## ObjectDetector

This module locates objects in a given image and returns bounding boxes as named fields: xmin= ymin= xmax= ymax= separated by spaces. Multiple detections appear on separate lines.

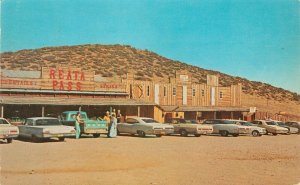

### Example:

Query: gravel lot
xmin=0 ymin=134 xmax=299 ymax=185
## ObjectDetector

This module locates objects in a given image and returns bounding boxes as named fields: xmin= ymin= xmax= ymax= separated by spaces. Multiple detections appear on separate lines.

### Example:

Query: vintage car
xmin=202 ymin=119 xmax=240 ymax=137
xmin=251 ymin=120 xmax=288 ymax=135
xmin=166 ymin=118 xmax=213 ymax=137
xmin=117 ymin=117 xmax=174 ymax=137
xmin=60 ymin=111 xmax=108 ymax=138
xmin=18 ymin=117 xmax=76 ymax=142
xmin=0 ymin=118 xmax=19 ymax=143
xmin=230 ymin=120 xmax=266 ymax=137
xmin=285 ymin=121 xmax=300 ymax=134
xmin=272 ymin=120 xmax=299 ymax=134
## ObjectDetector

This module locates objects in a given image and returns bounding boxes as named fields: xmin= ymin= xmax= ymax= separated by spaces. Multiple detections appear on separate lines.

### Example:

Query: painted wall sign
xmin=95 ymin=82 xmax=126 ymax=92
xmin=42 ymin=67 xmax=94 ymax=91
xmin=0 ymin=77 xmax=41 ymax=88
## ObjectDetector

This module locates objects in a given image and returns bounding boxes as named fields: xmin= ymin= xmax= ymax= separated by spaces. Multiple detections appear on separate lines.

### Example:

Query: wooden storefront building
xmin=0 ymin=66 xmax=250 ymax=122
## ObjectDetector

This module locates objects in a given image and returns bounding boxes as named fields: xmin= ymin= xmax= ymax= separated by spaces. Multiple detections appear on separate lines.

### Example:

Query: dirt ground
xmin=0 ymin=134 xmax=299 ymax=185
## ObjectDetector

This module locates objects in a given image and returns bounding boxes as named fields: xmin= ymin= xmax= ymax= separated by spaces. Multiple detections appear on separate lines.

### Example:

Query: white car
xmin=202 ymin=119 xmax=240 ymax=137
xmin=18 ymin=117 xmax=76 ymax=142
xmin=252 ymin=120 xmax=288 ymax=135
xmin=230 ymin=120 xmax=266 ymax=137
xmin=0 ymin=118 xmax=19 ymax=143
xmin=166 ymin=118 xmax=213 ymax=137
xmin=117 ymin=117 xmax=174 ymax=137
xmin=272 ymin=120 xmax=299 ymax=134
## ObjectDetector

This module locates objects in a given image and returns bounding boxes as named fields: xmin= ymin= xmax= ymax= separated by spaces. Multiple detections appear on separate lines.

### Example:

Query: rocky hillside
xmin=1 ymin=44 xmax=299 ymax=103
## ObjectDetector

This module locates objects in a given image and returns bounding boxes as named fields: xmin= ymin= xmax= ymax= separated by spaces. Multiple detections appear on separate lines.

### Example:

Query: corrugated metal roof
xmin=1 ymin=69 xmax=41 ymax=78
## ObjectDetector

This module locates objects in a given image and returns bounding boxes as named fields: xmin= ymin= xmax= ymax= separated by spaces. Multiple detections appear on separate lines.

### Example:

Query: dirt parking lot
xmin=0 ymin=134 xmax=299 ymax=185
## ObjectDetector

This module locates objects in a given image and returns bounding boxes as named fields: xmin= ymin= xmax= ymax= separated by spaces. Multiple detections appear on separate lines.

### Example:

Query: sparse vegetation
xmin=1 ymin=44 xmax=299 ymax=103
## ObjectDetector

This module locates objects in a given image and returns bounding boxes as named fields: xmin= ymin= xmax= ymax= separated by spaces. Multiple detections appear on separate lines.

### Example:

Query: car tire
xmin=58 ymin=137 xmax=65 ymax=142
xmin=7 ymin=138 xmax=13 ymax=143
xmin=272 ymin=133 xmax=278 ymax=136
xmin=117 ymin=129 xmax=120 ymax=136
xmin=156 ymin=134 xmax=162 ymax=137
xmin=32 ymin=135 xmax=40 ymax=143
xmin=93 ymin=133 xmax=100 ymax=138
xmin=265 ymin=130 xmax=269 ymax=135
xmin=180 ymin=129 xmax=188 ymax=137
xmin=286 ymin=128 xmax=291 ymax=135
xmin=252 ymin=130 xmax=260 ymax=137
xmin=194 ymin=134 xmax=201 ymax=137
xmin=137 ymin=130 xmax=146 ymax=137
xmin=232 ymin=133 xmax=239 ymax=137
xmin=220 ymin=130 xmax=229 ymax=137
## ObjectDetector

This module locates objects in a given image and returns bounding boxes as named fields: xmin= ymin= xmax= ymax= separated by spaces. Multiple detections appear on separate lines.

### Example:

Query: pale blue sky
xmin=1 ymin=0 xmax=300 ymax=93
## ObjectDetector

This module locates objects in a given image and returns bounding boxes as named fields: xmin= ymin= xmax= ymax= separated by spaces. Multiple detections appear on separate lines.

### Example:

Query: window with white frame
xmin=172 ymin=87 xmax=176 ymax=96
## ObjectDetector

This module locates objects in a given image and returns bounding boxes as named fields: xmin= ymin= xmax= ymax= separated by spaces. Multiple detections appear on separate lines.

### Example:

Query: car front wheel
xmin=194 ymin=134 xmax=201 ymax=137
xmin=137 ymin=130 xmax=146 ymax=137
xmin=252 ymin=130 xmax=260 ymax=137
xmin=180 ymin=129 xmax=188 ymax=137
xmin=93 ymin=133 xmax=100 ymax=138
xmin=155 ymin=134 xmax=162 ymax=137
xmin=7 ymin=138 xmax=13 ymax=143
xmin=58 ymin=137 xmax=65 ymax=142
xmin=220 ymin=130 xmax=229 ymax=137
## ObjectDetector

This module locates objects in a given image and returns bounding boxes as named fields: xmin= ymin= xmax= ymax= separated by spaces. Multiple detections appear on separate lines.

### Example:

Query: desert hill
xmin=1 ymin=44 xmax=299 ymax=104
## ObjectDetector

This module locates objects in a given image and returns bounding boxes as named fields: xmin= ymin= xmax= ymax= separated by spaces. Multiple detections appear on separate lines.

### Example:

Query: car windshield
xmin=70 ymin=113 xmax=87 ymax=120
xmin=142 ymin=119 xmax=159 ymax=123
xmin=35 ymin=119 xmax=61 ymax=126
xmin=185 ymin=120 xmax=197 ymax=124
xmin=223 ymin=120 xmax=236 ymax=124
xmin=240 ymin=121 xmax=254 ymax=126
xmin=0 ymin=119 xmax=9 ymax=124
xmin=266 ymin=121 xmax=276 ymax=125
xmin=277 ymin=122 xmax=285 ymax=126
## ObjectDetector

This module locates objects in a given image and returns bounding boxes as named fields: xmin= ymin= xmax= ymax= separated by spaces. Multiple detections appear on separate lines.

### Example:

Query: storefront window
xmin=172 ymin=87 xmax=176 ymax=96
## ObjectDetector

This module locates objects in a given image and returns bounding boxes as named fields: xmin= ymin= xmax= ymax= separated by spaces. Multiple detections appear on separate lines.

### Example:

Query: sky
xmin=1 ymin=0 xmax=300 ymax=93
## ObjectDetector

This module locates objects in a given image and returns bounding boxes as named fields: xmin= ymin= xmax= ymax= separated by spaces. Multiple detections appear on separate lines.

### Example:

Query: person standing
xmin=108 ymin=113 xmax=117 ymax=138
xmin=75 ymin=112 xmax=83 ymax=139
xmin=116 ymin=110 xmax=122 ymax=123
xmin=103 ymin=111 xmax=111 ymax=137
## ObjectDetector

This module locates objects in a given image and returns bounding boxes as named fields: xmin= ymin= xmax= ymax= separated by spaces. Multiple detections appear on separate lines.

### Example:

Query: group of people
xmin=75 ymin=109 xmax=122 ymax=139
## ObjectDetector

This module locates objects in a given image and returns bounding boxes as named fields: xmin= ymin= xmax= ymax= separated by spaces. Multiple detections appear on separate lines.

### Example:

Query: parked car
xmin=60 ymin=111 xmax=107 ymax=138
xmin=230 ymin=120 xmax=266 ymax=137
xmin=202 ymin=119 xmax=240 ymax=137
xmin=0 ymin=118 xmax=19 ymax=143
xmin=18 ymin=117 xmax=76 ymax=142
xmin=166 ymin=118 xmax=213 ymax=137
xmin=272 ymin=120 xmax=299 ymax=134
xmin=117 ymin=117 xmax=174 ymax=137
xmin=251 ymin=120 xmax=288 ymax=135
xmin=285 ymin=121 xmax=300 ymax=134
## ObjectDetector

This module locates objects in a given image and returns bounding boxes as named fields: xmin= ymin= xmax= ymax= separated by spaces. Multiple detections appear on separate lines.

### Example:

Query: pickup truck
xmin=0 ymin=118 xmax=19 ymax=143
xmin=60 ymin=111 xmax=108 ymax=138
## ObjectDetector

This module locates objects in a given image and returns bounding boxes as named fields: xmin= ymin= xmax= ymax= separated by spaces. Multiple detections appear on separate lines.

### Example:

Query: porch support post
xmin=42 ymin=106 xmax=45 ymax=117
xmin=137 ymin=106 xmax=140 ymax=117
xmin=0 ymin=105 xmax=4 ymax=118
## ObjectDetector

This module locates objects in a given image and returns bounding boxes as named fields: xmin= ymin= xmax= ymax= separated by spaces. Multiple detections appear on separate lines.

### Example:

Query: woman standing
xmin=75 ymin=112 xmax=83 ymax=139
xmin=108 ymin=113 xmax=117 ymax=138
